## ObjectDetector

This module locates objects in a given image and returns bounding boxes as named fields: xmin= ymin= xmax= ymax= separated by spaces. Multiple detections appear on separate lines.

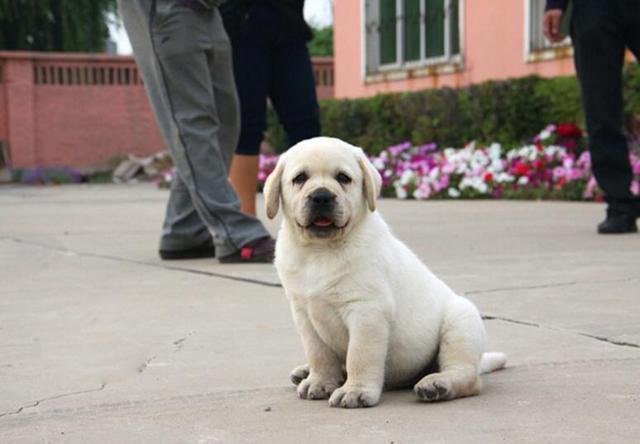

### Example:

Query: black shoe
xmin=597 ymin=209 xmax=638 ymax=234
xmin=159 ymin=240 xmax=216 ymax=260
xmin=218 ymin=236 xmax=276 ymax=263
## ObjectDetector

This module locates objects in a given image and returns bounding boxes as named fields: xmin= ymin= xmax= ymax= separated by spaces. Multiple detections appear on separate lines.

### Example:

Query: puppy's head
xmin=264 ymin=137 xmax=381 ymax=242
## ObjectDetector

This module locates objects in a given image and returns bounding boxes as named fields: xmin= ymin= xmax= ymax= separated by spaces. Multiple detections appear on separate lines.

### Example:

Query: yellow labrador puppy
xmin=264 ymin=137 xmax=506 ymax=408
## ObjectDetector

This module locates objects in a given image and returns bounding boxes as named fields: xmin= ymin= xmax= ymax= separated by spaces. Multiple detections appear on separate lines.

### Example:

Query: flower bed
xmin=257 ymin=125 xmax=639 ymax=201
xmin=157 ymin=124 xmax=640 ymax=201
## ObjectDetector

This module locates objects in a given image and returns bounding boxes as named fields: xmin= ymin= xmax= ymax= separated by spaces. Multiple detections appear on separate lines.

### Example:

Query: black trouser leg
xmin=571 ymin=0 xmax=634 ymax=210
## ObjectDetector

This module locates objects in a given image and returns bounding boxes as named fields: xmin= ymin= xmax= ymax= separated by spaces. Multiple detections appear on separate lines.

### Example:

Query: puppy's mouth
xmin=311 ymin=216 xmax=334 ymax=228
xmin=298 ymin=216 xmax=347 ymax=237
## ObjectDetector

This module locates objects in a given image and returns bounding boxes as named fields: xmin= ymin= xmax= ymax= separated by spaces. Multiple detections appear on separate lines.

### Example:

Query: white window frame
xmin=363 ymin=0 xmax=464 ymax=80
xmin=524 ymin=0 xmax=572 ymax=62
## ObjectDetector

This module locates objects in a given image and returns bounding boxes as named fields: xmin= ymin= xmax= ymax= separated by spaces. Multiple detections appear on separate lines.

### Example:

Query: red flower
xmin=534 ymin=160 xmax=545 ymax=170
xmin=563 ymin=138 xmax=577 ymax=150
xmin=484 ymin=172 xmax=494 ymax=182
xmin=556 ymin=177 xmax=568 ymax=189
xmin=556 ymin=123 xmax=583 ymax=139
xmin=513 ymin=163 xmax=531 ymax=176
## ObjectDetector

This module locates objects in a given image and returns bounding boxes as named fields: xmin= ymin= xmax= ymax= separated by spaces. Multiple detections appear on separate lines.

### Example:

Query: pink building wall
xmin=334 ymin=0 xmax=576 ymax=98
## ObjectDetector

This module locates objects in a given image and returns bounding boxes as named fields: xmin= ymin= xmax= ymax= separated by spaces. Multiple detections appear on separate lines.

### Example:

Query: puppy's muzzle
xmin=305 ymin=188 xmax=341 ymax=236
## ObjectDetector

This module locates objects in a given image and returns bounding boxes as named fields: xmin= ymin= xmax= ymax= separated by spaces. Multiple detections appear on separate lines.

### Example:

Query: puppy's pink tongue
xmin=313 ymin=217 xmax=333 ymax=227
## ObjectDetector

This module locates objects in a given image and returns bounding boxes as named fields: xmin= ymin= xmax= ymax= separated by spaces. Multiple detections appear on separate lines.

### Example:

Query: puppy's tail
xmin=479 ymin=352 xmax=507 ymax=374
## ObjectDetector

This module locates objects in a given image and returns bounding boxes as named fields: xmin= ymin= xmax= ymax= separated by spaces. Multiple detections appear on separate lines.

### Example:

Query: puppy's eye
xmin=292 ymin=172 xmax=308 ymax=185
xmin=336 ymin=172 xmax=352 ymax=185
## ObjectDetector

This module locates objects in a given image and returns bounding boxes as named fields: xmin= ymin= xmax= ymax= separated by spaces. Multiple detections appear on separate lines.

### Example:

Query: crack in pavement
xmin=5 ymin=237 xmax=282 ymax=288
xmin=577 ymin=333 xmax=640 ymax=349
xmin=137 ymin=356 xmax=157 ymax=374
xmin=0 ymin=385 xmax=290 ymax=424
xmin=0 ymin=383 xmax=107 ymax=419
xmin=465 ymin=276 xmax=640 ymax=296
xmin=482 ymin=315 xmax=640 ymax=349
xmin=173 ymin=331 xmax=194 ymax=353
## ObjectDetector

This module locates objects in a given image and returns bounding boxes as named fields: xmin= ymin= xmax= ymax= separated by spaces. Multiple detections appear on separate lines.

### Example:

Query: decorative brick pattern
xmin=0 ymin=52 xmax=334 ymax=169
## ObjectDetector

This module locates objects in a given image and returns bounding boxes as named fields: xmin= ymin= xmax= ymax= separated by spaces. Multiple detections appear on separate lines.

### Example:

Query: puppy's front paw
xmin=290 ymin=364 xmax=309 ymax=386
xmin=297 ymin=374 xmax=341 ymax=400
xmin=414 ymin=374 xmax=452 ymax=402
xmin=328 ymin=384 xmax=381 ymax=408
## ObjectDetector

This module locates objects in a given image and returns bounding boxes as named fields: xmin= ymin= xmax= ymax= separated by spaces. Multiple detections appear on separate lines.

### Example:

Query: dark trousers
xmin=570 ymin=0 xmax=640 ymax=210
xmin=231 ymin=3 xmax=321 ymax=155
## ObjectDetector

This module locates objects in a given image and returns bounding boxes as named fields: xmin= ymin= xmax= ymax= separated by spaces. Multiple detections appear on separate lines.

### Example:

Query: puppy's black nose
xmin=309 ymin=188 xmax=336 ymax=205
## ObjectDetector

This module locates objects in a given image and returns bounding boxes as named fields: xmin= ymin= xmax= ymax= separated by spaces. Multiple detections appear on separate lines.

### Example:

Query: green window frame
xmin=373 ymin=0 xmax=461 ymax=72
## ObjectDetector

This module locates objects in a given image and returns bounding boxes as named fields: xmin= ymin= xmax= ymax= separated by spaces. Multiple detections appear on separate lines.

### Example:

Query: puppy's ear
xmin=356 ymin=148 xmax=382 ymax=212
xmin=264 ymin=154 xmax=286 ymax=219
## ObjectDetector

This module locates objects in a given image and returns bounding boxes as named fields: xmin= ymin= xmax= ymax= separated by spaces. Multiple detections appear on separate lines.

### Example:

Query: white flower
xmin=448 ymin=188 xmax=461 ymax=198
xmin=518 ymin=176 xmax=530 ymax=185
xmin=475 ymin=181 xmax=489 ymax=194
xmin=372 ymin=158 xmax=385 ymax=170
xmin=394 ymin=182 xmax=408 ymax=199
xmin=488 ymin=143 xmax=502 ymax=160
xmin=399 ymin=169 xmax=414 ymax=186
xmin=538 ymin=129 xmax=552 ymax=141
xmin=496 ymin=172 xmax=514 ymax=183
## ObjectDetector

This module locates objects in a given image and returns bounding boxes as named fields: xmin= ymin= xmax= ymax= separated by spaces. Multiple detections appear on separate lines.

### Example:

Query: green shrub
xmin=264 ymin=64 xmax=640 ymax=156
xmin=534 ymin=75 xmax=583 ymax=126
xmin=623 ymin=63 xmax=640 ymax=120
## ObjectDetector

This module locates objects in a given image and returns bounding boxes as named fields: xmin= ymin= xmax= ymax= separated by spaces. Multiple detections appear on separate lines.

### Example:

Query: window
xmin=365 ymin=0 xmax=461 ymax=75
xmin=527 ymin=0 xmax=572 ymax=53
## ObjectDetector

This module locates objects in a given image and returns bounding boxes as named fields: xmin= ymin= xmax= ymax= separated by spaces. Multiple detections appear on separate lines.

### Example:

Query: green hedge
xmin=266 ymin=63 xmax=640 ymax=155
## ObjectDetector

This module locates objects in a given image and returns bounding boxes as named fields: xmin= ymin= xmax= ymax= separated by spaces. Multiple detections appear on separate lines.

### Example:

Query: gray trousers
xmin=119 ymin=0 xmax=269 ymax=256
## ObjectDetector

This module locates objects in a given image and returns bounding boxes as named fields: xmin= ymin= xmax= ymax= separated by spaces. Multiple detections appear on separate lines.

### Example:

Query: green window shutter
xmin=449 ymin=0 xmax=460 ymax=55
xmin=380 ymin=0 xmax=397 ymax=65
xmin=425 ymin=0 xmax=445 ymax=58
xmin=404 ymin=0 xmax=421 ymax=62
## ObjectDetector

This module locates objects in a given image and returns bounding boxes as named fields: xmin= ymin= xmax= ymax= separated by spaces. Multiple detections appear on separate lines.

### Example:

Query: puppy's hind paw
xmin=328 ymin=384 xmax=381 ymax=408
xmin=290 ymin=364 xmax=310 ymax=386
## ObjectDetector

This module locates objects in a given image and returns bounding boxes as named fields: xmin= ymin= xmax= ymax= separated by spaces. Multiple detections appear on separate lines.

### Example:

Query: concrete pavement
xmin=1 ymin=184 xmax=639 ymax=443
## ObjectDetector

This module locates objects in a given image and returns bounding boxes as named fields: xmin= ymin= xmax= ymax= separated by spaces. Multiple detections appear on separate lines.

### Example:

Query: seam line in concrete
xmin=482 ymin=315 xmax=640 ymax=349
xmin=0 ymin=383 xmax=107 ymax=419
xmin=5 ymin=237 xmax=282 ymax=288
xmin=465 ymin=277 xmax=640 ymax=296
xmin=0 ymin=385 xmax=289 ymax=422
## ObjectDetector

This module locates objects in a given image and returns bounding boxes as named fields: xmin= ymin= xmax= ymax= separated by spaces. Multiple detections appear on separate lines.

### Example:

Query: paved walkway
xmin=1 ymin=184 xmax=638 ymax=443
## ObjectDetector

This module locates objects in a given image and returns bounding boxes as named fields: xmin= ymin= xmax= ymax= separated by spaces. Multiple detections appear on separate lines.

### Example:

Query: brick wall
xmin=0 ymin=51 xmax=335 ymax=169
xmin=0 ymin=60 xmax=7 ymax=147
xmin=313 ymin=56 xmax=334 ymax=100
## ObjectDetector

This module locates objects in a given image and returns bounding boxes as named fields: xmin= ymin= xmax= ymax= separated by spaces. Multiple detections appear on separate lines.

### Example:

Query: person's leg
xmin=571 ymin=0 xmax=636 ymax=232
xmin=227 ymin=4 xmax=273 ymax=216
xmin=229 ymin=155 xmax=260 ymax=215
xmin=159 ymin=174 xmax=216 ymax=258
xmin=120 ymin=0 xmax=271 ymax=257
xmin=119 ymin=0 xmax=213 ymax=256
xmin=269 ymin=29 xmax=321 ymax=148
